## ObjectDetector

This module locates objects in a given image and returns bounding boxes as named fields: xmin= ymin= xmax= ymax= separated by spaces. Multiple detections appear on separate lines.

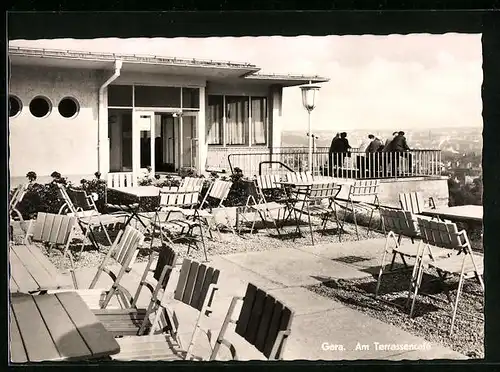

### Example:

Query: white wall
xmin=9 ymin=65 xmax=101 ymax=178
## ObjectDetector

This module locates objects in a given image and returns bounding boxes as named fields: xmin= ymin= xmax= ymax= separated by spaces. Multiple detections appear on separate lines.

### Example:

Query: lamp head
xmin=300 ymin=84 xmax=321 ymax=112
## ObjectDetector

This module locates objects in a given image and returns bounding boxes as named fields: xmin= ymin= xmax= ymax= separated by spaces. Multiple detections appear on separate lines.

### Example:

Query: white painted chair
xmin=107 ymin=172 xmax=136 ymax=188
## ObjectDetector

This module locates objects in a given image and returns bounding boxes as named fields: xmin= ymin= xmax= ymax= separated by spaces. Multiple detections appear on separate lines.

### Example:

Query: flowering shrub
xmin=14 ymin=171 xmax=108 ymax=218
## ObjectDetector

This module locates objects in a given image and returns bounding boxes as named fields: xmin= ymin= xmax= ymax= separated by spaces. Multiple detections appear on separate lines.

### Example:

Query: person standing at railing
xmin=391 ymin=131 xmax=412 ymax=176
xmin=365 ymin=134 xmax=383 ymax=178
xmin=382 ymin=131 xmax=398 ymax=177
xmin=338 ymin=132 xmax=352 ymax=177
xmin=328 ymin=133 xmax=340 ymax=176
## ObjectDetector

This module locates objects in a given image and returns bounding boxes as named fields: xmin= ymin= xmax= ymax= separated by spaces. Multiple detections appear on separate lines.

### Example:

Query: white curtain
xmin=252 ymin=97 xmax=267 ymax=145
xmin=226 ymin=98 xmax=248 ymax=145
xmin=207 ymin=98 xmax=222 ymax=144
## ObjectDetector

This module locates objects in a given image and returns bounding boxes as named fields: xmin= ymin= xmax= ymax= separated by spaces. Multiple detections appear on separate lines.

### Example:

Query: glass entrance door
xmin=133 ymin=111 xmax=155 ymax=178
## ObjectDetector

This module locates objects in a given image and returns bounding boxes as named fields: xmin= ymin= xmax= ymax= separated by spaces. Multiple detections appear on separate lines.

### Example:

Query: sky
xmin=9 ymin=34 xmax=483 ymax=133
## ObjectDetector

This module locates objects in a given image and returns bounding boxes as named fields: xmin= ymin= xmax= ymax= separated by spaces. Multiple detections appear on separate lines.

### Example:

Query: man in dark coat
xmin=391 ymin=131 xmax=412 ymax=175
xmin=328 ymin=133 xmax=340 ymax=176
xmin=365 ymin=134 xmax=383 ymax=177
xmin=336 ymin=132 xmax=351 ymax=177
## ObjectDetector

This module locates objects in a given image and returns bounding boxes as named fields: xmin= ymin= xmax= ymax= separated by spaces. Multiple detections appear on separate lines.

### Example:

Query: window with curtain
xmin=207 ymin=95 xmax=223 ymax=145
xmin=251 ymin=97 xmax=267 ymax=145
xmin=226 ymin=96 xmax=249 ymax=145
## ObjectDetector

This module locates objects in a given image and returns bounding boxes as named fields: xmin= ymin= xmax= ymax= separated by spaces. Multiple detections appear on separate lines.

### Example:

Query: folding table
xmin=9 ymin=244 xmax=72 ymax=294
xmin=10 ymin=292 xmax=120 ymax=362
xmin=107 ymin=186 xmax=161 ymax=231
xmin=420 ymin=205 xmax=483 ymax=223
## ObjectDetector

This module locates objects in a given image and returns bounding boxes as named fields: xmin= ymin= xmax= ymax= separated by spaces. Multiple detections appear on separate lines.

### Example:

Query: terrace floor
xmin=59 ymin=236 xmax=467 ymax=361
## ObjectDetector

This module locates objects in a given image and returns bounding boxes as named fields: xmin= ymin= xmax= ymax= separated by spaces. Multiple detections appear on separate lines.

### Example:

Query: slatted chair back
xmin=149 ymin=258 xmax=221 ymax=357
xmin=89 ymin=225 xmax=145 ymax=308
xmin=379 ymin=207 xmax=419 ymax=238
xmin=173 ymin=258 xmax=220 ymax=312
xmin=67 ymin=188 xmax=95 ymax=211
xmin=159 ymin=187 xmax=200 ymax=210
xmin=416 ymin=217 xmax=466 ymax=251
xmin=180 ymin=177 xmax=205 ymax=191
xmin=9 ymin=184 xmax=27 ymax=220
xmin=292 ymin=182 xmax=340 ymax=203
xmin=107 ymin=172 xmax=136 ymax=188
xmin=210 ymin=283 xmax=294 ymax=361
xmin=130 ymin=245 xmax=178 ymax=307
xmin=308 ymin=182 xmax=341 ymax=201
xmin=113 ymin=225 xmax=144 ymax=268
xmin=201 ymin=180 xmax=232 ymax=208
xmin=131 ymin=245 xmax=178 ymax=335
xmin=55 ymin=183 xmax=80 ymax=215
xmin=25 ymin=212 xmax=77 ymax=250
xmin=348 ymin=179 xmax=380 ymax=202
xmin=243 ymin=180 xmax=263 ymax=207
xmin=256 ymin=174 xmax=282 ymax=192
xmin=285 ymin=171 xmax=313 ymax=184
xmin=9 ymin=184 xmax=27 ymax=210
xmin=399 ymin=192 xmax=430 ymax=214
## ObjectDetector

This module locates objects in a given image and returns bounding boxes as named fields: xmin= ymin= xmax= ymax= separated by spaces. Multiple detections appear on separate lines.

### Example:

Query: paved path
xmin=69 ymin=237 xmax=466 ymax=361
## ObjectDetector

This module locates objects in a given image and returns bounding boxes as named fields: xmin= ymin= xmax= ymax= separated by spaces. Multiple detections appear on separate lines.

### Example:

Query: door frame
xmin=132 ymin=110 xmax=156 ymax=180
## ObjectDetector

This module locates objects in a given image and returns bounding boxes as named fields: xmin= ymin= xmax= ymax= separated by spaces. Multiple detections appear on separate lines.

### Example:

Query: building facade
xmin=8 ymin=46 xmax=328 ymax=183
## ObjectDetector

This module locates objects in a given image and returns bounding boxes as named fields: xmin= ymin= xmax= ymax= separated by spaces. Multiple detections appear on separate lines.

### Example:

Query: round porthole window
xmin=9 ymin=95 xmax=22 ymax=118
xmin=29 ymin=96 xmax=52 ymax=118
xmin=58 ymin=97 xmax=80 ymax=118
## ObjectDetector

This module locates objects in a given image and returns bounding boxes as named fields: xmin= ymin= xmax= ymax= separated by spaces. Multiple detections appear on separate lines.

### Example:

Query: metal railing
xmin=207 ymin=146 xmax=443 ymax=179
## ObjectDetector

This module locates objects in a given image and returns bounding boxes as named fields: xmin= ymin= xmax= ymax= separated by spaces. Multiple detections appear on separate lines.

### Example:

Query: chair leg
xmin=375 ymin=249 xmax=389 ymax=298
xmin=450 ymin=273 xmax=465 ymax=335
xmin=198 ymin=222 xmax=208 ymax=262
xmin=352 ymin=207 xmax=359 ymax=240
xmin=65 ymin=250 xmax=78 ymax=289
xmin=388 ymin=252 xmax=397 ymax=271
xmin=409 ymin=264 xmax=424 ymax=318
xmin=100 ymin=221 xmax=113 ymax=246
xmin=268 ymin=210 xmax=282 ymax=237
xmin=367 ymin=209 xmax=375 ymax=237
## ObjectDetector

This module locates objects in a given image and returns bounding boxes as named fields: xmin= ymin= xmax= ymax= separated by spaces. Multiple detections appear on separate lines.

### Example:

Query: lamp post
xmin=301 ymin=82 xmax=321 ymax=172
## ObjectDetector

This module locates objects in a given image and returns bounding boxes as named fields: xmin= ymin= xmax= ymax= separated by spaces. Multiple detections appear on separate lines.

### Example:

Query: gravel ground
xmin=11 ymin=212 xmax=384 ymax=270
xmin=308 ymin=270 xmax=484 ymax=358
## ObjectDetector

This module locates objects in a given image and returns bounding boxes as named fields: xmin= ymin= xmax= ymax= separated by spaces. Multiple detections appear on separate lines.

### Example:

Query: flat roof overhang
xmin=8 ymin=47 xmax=261 ymax=79
xmin=241 ymin=73 xmax=329 ymax=87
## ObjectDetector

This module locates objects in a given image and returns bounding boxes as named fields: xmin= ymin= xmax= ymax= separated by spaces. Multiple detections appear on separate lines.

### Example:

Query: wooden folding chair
xmin=9 ymin=184 xmax=27 ymax=221
xmin=107 ymin=172 xmax=136 ymax=188
xmin=182 ymin=179 xmax=234 ymax=239
xmin=57 ymin=184 xmax=127 ymax=255
xmin=255 ymin=174 xmax=286 ymax=202
xmin=23 ymin=212 xmax=78 ymax=288
xmin=339 ymin=179 xmax=381 ymax=240
xmin=209 ymin=282 xmax=294 ymax=361
xmin=408 ymin=217 xmax=484 ymax=335
xmin=93 ymin=245 xmax=178 ymax=337
xmin=291 ymin=182 xmax=342 ymax=245
xmin=399 ymin=192 xmax=436 ymax=215
xmin=112 ymin=258 xmax=220 ymax=361
xmin=150 ymin=187 xmax=207 ymax=260
xmin=49 ymin=226 xmax=145 ymax=307
xmin=238 ymin=180 xmax=284 ymax=236
xmin=180 ymin=177 xmax=205 ymax=192
xmin=285 ymin=171 xmax=313 ymax=184
xmin=376 ymin=208 xmax=426 ymax=297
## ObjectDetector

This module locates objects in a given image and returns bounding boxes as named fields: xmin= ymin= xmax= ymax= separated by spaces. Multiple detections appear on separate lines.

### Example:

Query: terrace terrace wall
xmin=336 ymin=176 xmax=450 ymax=208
